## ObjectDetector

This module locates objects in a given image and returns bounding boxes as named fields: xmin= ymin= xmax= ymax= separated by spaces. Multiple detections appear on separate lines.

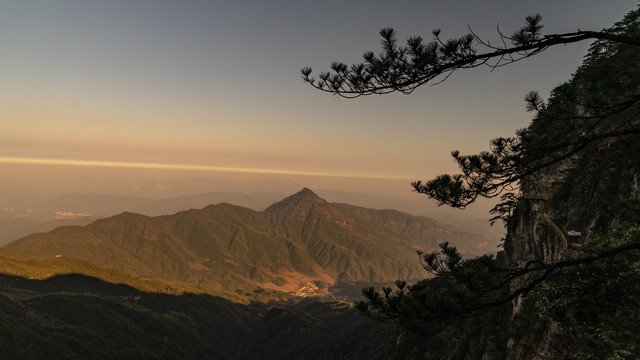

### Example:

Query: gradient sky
xmin=1 ymin=0 xmax=639 ymax=202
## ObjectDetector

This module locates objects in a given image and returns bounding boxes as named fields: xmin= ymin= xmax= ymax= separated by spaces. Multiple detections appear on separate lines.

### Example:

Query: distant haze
xmin=2 ymin=1 xmax=637 ymax=236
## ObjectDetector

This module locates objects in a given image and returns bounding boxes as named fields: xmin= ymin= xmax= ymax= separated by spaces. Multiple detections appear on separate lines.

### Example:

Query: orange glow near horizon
xmin=0 ymin=156 xmax=412 ymax=181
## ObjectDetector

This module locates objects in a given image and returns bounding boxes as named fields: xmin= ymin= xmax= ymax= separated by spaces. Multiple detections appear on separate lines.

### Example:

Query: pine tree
xmin=304 ymin=7 xmax=640 ymax=357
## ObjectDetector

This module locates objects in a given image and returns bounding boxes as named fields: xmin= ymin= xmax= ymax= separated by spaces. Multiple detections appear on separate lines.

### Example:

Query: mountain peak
xmin=263 ymin=188 xmax=326 ymax=216
xmin=295 ymin=187 xmax=319 ymax=198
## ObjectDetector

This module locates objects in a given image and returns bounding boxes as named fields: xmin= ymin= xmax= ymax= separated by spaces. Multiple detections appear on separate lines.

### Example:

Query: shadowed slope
xmin=335 ymin=203 xmax=492 ymax=256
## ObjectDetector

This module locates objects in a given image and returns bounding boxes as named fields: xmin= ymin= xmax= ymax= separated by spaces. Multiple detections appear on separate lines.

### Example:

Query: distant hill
xmin=0 ymin=191 xmax=287 ymax=246
xmin=334 ymin=203 xmax=490 ymax=257
xmin=0 ymin=216 xmax=97 ymax=248
xmin=1 ymin=187 xmax=503 ymax=248
xmin=37 ymin=191 xmax=286 ymax=216
xmin=4 ymin=189 xmax=487 ymax=294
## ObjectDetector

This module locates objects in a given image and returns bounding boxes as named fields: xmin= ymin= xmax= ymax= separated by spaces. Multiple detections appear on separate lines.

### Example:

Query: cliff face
xmin=504 ymin=142 xmax=640 ymax=358
xmin=504 ymin=201 xmax=561 ymax=278
xmin=500 ymin=13 xmax=640 ymax=357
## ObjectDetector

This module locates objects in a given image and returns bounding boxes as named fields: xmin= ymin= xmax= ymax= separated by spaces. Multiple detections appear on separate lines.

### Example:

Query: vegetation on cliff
xmin=306 ymin=5 xmax=640 ymax=358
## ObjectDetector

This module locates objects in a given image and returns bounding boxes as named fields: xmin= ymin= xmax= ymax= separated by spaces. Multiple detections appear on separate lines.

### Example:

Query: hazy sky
xmin=1 ymin=0 xmax=638 ymax=202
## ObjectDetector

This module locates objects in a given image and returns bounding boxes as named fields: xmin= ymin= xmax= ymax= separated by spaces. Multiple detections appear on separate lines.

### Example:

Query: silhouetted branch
xmin=358 ymin=230 xmax=640 ymax=334
xmin=302 ymin=15 xmax=640 ymax=98
xmin=412 ymin=94 xmax=640 ymax=209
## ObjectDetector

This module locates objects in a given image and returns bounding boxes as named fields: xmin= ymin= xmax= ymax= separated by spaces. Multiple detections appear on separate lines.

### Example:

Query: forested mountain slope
xmin=4 ymin=189 xmax=484 ymax=294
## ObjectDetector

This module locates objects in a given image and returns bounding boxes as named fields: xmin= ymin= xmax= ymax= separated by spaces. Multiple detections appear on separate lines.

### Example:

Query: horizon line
xmin=0 ymin=156 xmax=413 ymax=181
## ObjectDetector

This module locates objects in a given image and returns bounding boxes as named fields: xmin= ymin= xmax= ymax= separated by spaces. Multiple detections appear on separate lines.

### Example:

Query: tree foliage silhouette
xmin=303 ymin=7 xmax=640 ymax=343
xmin=301 ymin=14 xmax=640 ymax=98
xmin=303 ymin=10 xmax=640 ymax=210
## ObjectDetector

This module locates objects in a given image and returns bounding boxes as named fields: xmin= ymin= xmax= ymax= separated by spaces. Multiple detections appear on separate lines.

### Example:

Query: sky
xmin=1 ymin=0 xmax=639 ymax=207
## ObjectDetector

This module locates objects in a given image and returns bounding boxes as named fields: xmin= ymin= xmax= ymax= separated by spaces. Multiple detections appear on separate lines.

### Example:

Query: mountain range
xmin=3 ymin=188 xmax=488 ymax=295
xmin=0 ymin=180 xmax=504 ymax=247
xmin=0 ymin=191 xmax=287 ymax=246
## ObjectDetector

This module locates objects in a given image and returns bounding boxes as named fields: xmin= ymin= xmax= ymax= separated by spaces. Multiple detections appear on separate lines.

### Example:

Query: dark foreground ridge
xmin=0 ymin=270 xmax=400 ymax=360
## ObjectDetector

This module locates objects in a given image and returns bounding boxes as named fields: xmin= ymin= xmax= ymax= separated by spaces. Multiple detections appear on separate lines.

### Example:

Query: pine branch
xmin=302 ymin=16 xmax=640 ymax=98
